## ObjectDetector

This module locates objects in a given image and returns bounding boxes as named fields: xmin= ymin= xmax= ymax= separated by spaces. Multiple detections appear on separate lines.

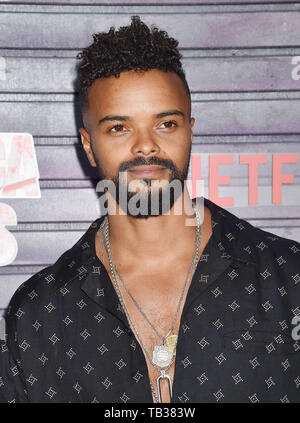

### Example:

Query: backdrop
xmin=0 ymin=0 xmax=299 ymax=316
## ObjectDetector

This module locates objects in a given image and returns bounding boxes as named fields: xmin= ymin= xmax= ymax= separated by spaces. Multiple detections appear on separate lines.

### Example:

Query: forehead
xmin=85 ymin=69 xmax=190 ymax=122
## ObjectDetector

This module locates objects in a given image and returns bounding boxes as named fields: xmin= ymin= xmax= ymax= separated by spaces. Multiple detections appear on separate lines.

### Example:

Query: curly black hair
xmin=76 ymin=15 xmax=191 ymax=115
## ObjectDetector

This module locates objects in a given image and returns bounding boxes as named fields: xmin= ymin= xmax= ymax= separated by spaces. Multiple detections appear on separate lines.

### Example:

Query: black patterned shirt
xmin=1 ymin=197 xmax=300 ymax=403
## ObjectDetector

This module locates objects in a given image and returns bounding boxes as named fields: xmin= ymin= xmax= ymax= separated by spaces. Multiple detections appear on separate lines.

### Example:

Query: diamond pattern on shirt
xmin=0 ymin=197 xmax=299 ymax=403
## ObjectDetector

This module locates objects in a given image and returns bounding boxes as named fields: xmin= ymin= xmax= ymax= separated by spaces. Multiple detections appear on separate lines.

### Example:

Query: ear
xmin=189 ymin=117 xmax=195 ymax=143
xmin=79 ymin=127 xmax=97 ymax=167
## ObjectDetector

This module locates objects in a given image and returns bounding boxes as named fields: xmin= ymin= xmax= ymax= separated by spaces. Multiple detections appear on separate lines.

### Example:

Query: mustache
xmin=118 ymin=156 xmax=177 ymax=173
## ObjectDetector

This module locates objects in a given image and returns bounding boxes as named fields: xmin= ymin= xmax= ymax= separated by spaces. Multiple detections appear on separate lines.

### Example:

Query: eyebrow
xmin=155 ymin=110 xmax=185 ymax=119
xmin=97 ymin=109 xmax=185 ymax=126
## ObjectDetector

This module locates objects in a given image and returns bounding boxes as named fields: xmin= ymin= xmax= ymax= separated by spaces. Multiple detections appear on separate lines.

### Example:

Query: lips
xmin=128 ymin=165 xmax=166 ymax=176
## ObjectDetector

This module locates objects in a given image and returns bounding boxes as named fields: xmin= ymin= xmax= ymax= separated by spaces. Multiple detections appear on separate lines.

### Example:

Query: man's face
xmin=80 ymin=69 xmax=194 ymax=217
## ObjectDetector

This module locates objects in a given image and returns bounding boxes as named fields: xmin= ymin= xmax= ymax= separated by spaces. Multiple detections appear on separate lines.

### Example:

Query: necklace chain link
xmin=101 ymin=204 xmax=202 ymax=403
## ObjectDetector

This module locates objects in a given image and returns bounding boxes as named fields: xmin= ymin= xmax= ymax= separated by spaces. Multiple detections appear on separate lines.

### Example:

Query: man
xmin=1 ymin=16 xmax=299 ymax=404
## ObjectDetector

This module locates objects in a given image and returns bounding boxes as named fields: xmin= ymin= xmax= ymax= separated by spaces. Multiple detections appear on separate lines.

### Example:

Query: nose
xmin=130 ymin=128 xmax=160 ymax=157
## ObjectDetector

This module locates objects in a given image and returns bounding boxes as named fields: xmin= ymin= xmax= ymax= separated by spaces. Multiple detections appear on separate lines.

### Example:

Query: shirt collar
xmin=70 ymin=196 xmax=256 ymax=266
xmin=54 ymin=197 xmax=256 ymax=327
xmin=203 ymin=197 xmax=256 ymax=267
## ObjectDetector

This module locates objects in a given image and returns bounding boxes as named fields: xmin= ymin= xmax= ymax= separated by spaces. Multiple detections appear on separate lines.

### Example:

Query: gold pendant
xmin=165 ymin=334 xmax=178 ymax=356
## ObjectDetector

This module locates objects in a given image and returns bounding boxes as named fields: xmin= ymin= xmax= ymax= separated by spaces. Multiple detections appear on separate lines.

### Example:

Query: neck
xmin=102 ymin=189 xmax=210 ymax=266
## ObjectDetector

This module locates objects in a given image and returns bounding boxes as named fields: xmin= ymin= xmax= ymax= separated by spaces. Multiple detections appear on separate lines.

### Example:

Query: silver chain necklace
xmin=101 ymin=204 xmax=202 ymax=403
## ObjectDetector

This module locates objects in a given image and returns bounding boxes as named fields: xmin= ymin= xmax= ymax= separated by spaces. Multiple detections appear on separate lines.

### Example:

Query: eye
xmin=108 ymin=124 xmax=127 ymax=133
xmin=159 ymin=120 xmax=178 ymax=129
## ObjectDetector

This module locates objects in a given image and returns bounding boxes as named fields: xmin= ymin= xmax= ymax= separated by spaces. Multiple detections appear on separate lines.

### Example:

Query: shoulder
xmin=222 ymin=206 xmax=300 ymax=288
xmin=236 ymin=214 xmax=299 ymax=266
xmin=3 ymin=217 xmax=103 ymax=331
xmin=204 ymin=197 xmax=300 ymax=273
xmin=4 ymin=247 xmax=73 ymax=332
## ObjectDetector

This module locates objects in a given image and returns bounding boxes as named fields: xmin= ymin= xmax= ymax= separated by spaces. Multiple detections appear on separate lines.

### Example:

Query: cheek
xmin=167 ymin=137 xmax=191 ymax=164
xmin=97 ymin=155 xmax=116 ymax=178
xmin=92 ymin=142 xmax=127 ymax=177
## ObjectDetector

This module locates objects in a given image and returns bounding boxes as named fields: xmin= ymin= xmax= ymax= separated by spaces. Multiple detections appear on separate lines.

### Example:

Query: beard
xmin=94 ymin=149 xmax=191 ymax=219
